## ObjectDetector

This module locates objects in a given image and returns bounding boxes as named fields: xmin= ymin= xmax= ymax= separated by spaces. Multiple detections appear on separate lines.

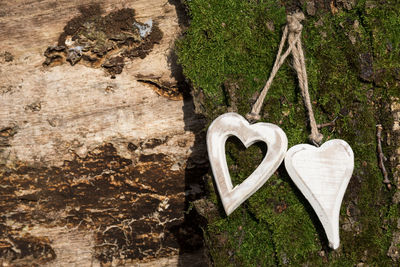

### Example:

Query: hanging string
xmin=246 ymin=12 xmax=323 ymax=145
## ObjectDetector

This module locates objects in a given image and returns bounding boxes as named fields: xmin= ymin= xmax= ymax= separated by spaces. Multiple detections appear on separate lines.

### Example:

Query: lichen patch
xmin=43 ymin=5 xmax=163 ymax=77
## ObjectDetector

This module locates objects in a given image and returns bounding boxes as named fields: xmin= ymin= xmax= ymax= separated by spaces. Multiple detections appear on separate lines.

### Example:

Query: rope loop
xmin=246 ymin=11 xmax=323 ymax=145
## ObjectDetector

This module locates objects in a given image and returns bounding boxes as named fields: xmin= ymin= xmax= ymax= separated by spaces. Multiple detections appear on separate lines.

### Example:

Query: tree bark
xmin=177 ymin=0 xmax=400 ymax=265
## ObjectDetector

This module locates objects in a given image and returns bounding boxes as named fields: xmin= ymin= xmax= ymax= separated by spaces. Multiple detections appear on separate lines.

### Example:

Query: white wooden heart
xmin=207 ymin=112 xmax=288 ymax=215
xmin=284 ymin=139 xmax=354 ymax=249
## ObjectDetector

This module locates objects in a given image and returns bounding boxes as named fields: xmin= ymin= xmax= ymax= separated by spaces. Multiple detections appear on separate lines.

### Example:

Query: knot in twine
xmin=246 ymin=11 xmax=323 ymax=145
xmin=287 ymin=12 xmax=304 ymax=33
xmin=246 ymin=112 xmax=261 ymax=122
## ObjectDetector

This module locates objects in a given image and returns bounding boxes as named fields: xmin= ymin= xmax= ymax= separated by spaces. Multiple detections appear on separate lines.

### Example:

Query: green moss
xmin=178 ymin=0 xmax=399 ymax=266
xmin=225 ymin=137 xmax=267 ymax=186
xmin=206 ymin=208 xmax=277 ymax=267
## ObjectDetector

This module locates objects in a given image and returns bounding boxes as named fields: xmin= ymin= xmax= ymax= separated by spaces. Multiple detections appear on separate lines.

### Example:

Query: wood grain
xmin=0 ymin=1 xmax=207 ymax=265
xmin=0 ymin=0 xmax=188 ymax=166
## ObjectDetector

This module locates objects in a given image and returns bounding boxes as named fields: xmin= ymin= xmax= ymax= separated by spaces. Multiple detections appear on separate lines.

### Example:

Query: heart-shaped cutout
xmin=207 ymin=113 xmax=288 ymax=215
xmin=285 ymin=139 xmax=354 ymax=249
xmin=225 ymin=136 xmax=267 ymax=187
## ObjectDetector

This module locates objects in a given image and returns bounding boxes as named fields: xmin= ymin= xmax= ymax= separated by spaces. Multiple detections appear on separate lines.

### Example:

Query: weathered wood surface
xmin=0 ymin=0 xmax=192 ymax=166
xmin=0 ymin=0 xmax=208 ymax=266
xmin=285 ymin=140 xmax=354 ymax=250
xmin=207 ymin=113 xmax=287 ymax=215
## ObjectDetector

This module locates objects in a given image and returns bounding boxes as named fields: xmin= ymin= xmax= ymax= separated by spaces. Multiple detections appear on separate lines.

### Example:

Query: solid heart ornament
xmin=284 ymin=139 xmax=354 ymax=249
xmin=207 ymin=113 xmax=288 ymax=215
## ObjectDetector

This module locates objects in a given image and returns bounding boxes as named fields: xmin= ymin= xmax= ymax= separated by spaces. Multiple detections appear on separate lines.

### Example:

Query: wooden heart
xmin=207 ymin=113 xmax=288 ymax=215
xmin=285 ymin=139 xmax=354 ymax=249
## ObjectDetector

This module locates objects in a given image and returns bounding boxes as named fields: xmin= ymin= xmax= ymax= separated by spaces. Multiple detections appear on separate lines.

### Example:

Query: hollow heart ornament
xmin=284 ymin=139 xmax=354 ymax=249
xmin=207 ymin=113 xmax=288 ymax=215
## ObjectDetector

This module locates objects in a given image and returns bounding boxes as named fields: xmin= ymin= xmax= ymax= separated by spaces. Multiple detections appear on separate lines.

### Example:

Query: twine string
xmin=246 ymin=12 xmax=323 ymax=145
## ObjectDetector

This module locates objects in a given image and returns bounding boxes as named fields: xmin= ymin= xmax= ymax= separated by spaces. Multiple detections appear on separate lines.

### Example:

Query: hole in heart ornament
xmin=207 ymin=113 xmax=288 ymax=215
xmin=284 ymin=139 xmax=354 ymax=249
xmin=225 ymin=136 xmax=267 ymax=187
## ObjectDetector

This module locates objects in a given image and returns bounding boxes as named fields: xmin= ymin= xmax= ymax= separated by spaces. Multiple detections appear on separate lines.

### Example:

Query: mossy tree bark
xmin=178 ymin=0 xmax=400 ymax=266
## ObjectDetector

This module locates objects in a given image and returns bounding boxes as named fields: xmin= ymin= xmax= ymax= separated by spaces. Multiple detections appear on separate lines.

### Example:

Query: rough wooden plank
xmin=0 ymin=0 xmax=208 ymax=265
xmin=0 ymin=0 xmax=190 ymax=166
